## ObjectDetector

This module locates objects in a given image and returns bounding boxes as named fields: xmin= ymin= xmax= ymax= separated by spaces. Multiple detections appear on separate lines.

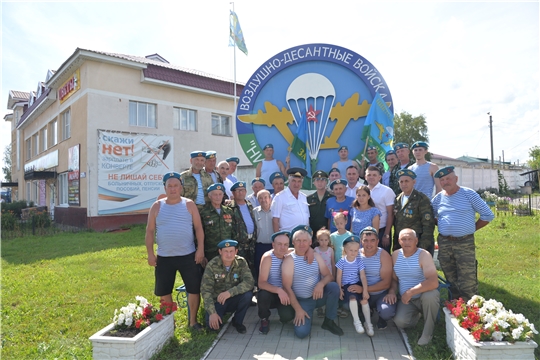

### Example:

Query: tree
xmin=527 ymin=145 xmax=540 ymax=170
xmin=2 ymin=144 xmax=12 ymax=182
xmin=393 ymin=111 xmax=430 ymax=160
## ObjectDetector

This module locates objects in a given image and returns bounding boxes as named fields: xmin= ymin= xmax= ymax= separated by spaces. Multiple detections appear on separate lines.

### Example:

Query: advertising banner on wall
xmin=97 ymin=131 xmax=173 ymax=215
xmin=68 ymin=144 xmax=80 ymax=206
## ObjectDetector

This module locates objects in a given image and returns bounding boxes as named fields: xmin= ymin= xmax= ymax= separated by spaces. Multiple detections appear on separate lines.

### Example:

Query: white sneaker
xmin=365 ymin=322 xmax=374 ymax=337
xmin=353 ymin=320 xmax=365 ymax=334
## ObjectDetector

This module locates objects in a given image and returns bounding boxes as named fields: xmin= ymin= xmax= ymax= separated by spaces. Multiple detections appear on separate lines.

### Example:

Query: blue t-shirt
xmin=325 ymin=196 xmax=355 ymax=233
xmin=192 ymin=173 xmax=205 ymax=205
xmin=350 ymin=206 xmax=382 ymax=235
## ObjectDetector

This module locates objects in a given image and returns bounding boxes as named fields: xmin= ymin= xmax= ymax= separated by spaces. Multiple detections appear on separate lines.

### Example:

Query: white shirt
xmin=345 ymin=181 xmax=362 ymax=198
xmin=369 ymin=182 xmax=395 ymax=229
xmin=223 ymin=178 xmax=234 ymax=198
xmin=270 ymin=187 xmax=309 ymax=231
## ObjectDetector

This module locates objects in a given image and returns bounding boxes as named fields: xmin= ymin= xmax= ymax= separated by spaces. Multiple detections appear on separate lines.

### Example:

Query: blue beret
xmin=251 ymin=177 xmax=266 ymax=186
xmin=385 ymin=150 xmax=396 ymax=157
xmin=328 ymin=167 xmax=341 ymax=175
xmin=271 ymin=231 xmax=290 ymax=242
xmin=360 ymin=226 xmax=379 ymax=237
xmin=226 ymin=157 xmax=240 ymax=164
xmin=338 ymin=145 xmax=348 ymax=152
xmin=343 ymin=235 xmax=361 ymax=246
xmin=367 ymin=146 xmax=377 ymax=151
xmin=190 ymin=151 xmax=206 ymax=158
xmin=205 ymin=151 xmax=217 ymax=159
xmin=290 ymin=225 xmax=313 ymax=239
xmin=435 ymin=166 xmax=455 ymax=179
xmin=231 ymin=181 xmax=247 ymax=191
xmin=269 ymin=172 xmax=285 ymax=184
xmin=287 ymin=167 xmax=307 ymax=177
xmin=163 ymin=172 xmax=182 ymax=185
xmin=312 ymin=170 xmax=328 ymax=179
xmin=411 ymin=141 xmax=429 ymax=150
xmin=207 ymin=183 xmax=225 ymax=193
xmin=263 ymin=144 xmax=274 ymax=150
xmin=329 ymin=178 xmax=348 ymax=189
xmin=394 ymin=143 xmax=409 ymax=151
xmin=217 ymin=239 xmax=238 ymax=249
xmin=397 ymin=169 xmax=417 ymax=179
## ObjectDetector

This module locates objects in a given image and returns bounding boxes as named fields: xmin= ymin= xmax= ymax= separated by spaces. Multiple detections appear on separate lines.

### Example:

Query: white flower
xmin=125 ymin=316 xmax=133 ymax=326
xmin=512 ymin=326 xmax=524 ymax=340
xmin=514 ymin=313 xmax=526 ymax=324
xmin=117 ymin=313 xmax=125 ymax=325
xmin=492 ymin=331 xmax=504 ymax=341
xmin=529 ymin=323 xmax=538 ymax=334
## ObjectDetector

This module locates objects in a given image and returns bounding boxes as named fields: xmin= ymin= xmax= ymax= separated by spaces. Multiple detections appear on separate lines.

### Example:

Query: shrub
xmin=1 ymin=200 xmax=34 ymax=218
xmin=1 ymin=210 xmax=18 ymax=231
xmin=32 ymin=210 xmax=52 ymax=228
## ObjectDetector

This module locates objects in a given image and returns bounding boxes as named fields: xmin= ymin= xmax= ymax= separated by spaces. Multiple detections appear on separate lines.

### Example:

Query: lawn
xmin=1 ymin=214 xmax=539 ymax=359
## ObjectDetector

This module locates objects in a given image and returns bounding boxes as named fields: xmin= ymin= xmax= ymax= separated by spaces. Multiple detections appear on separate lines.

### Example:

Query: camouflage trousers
xmin=437 ymin=233 xmax=477 ymax=302
xmin=237 ymin=240 xmax=256 ymax=279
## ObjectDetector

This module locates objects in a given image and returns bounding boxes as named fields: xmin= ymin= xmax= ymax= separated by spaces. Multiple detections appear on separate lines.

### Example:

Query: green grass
xmin=1 ymin=225 xmax=216 ymax=359
xmin=405 ymin=214 xmax=540 ymax=360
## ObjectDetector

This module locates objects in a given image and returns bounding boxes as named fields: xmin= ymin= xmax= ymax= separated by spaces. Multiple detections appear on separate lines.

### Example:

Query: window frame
xmin=49 ymin=119 xmax=58 ymax=147
xmin=211 ymin=114 xmax=232 ymax=136
xmin=173 ymin=107 xmax=197 ymax=131
xmin=26 ymin=138 xmax=32 ymax=160
xmin=129 ymin=101 xmax=156 ymax=128
xmin=40 ymin=126 xmax=47 ymax=153
xmin=61 ymin=109 xmax=71 ymax=141
xmin=58 ymin=173 xmax=68 ymax=206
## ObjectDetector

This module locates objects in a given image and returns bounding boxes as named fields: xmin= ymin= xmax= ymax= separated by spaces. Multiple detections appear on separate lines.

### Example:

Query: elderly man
xmin=253 ymin=189 xmax=274 ymax=282
xmin=307 ymin=170 xmax=333 ymax=241
xmin=389 ymin=143 xmax=415 ymax=195
xmin=269 ymin=171 xmax=286 ymax=198
xmin=345 ymin=227 xmax=396 ymax=330
xmin=325 ymin=178 xmax=354 ymax=233
xmin=199 ymin=183 xmax=237 ymax=262
xmin=226 ymin=156 xmax=239 ymax=183
xmin=409 ymin=142 xmax=441 ymax=198
xmin=365 ymin=166 xmax=395 ymax=253
xmin=201 ymin=240 xmax=254 ymax=333
xmin=431 ymin=166 xmax=494 ymax=301
xmin=217 ymin=160 xmax=233 ymax=199
xmin=204 ymin=150 xmax=220 ymax=183
xmin=282 ymin=227 xmax=343 ymax=338
xmin=246 ymin=177 xmax=265 ymax=208
xmin=360 ymin=146 xmax=385 ymax=180
xmin=384 ymin=229 xmax=439 ymax=346
xmin=145 ymin=172 xmax=205 ymax=330
xmin=332 ymin=145 xmax=360 ymax=176
xmin=180 ymin=151 xmax=213 ymax=209
xmin=393 ymin=169 xmax=435 ymax=255
xmin=256 ymin=144 xmax=287 ymax=192
xmin=345 ymin=166 xmax=362 ymax=198
xmin=257 ymin=231 xmax=295 ymax=334
xmin=271 ymin=168 xmax=310 ymax=232
xmin=382 ymin=150 xmax=398 ymax=187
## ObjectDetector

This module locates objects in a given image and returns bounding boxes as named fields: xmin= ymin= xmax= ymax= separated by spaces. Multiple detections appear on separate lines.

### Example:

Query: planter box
xmin=89 ymin=312 xmax=175 ymax=360
xmin=444 ymin=308 xmax=537 ymax=360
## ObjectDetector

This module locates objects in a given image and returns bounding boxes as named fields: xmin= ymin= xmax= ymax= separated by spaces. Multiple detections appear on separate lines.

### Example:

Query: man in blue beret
xmin=431 ymin=166 xmax=494 ymax=302
xmin=269 ymin=172 xmax=286 ymax=198
xmin=325 ymin=178 xmax=354 ymax=233
xmin=271 ymin=168 xmax=310 ymax=232
xmin=360 ymin=146 xmax=385 ymax=181
xmin=246 ymin=177 xmax=265 ymax=208
xmin=389 ymin=143 xmax=415 ymax=195
xmin=225 ymin=156 xmax=239 ymax=183
xmin=332 ymin=145 xmax=360 ymax=177
xmin=204 ymin=151 xmax=221 ymax=183
xmin=393 ymin=169 xmax=435 ymax=255
xmin=201 ymin=239 xmax=254 ymax=333
xmin=256 ymin=144 xmax=287 ymax=193
xmin=307 ymin=170 xmax=333 ymax=241
xmin=382 ymin=150 xmax=398 ymax=187
xmin=252 ymin=189 xmax=273 ymax=283
xmin=146 ymin=171 xmax=205 ymax=330
xmin=180 ymin=151 xmax=213 ymax=209
xmin=409 ymin=141 xmax=441 ymax=198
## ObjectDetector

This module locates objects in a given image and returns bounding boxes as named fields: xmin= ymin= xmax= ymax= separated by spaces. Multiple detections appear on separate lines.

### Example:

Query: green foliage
xmin=497 ymin=170 xmax=509 ymax=195
xmin=1 ymin=210 xmax=18 ymax=230
xmin=528 ymin=145 xmax=540 ymax=170
xmin=2 ymin=143 xmax=12 ymax=182
xmin=1 ymin=199 xmax=34 ymax=218
xmin=393 ymin=111 xmax=431 ymax=160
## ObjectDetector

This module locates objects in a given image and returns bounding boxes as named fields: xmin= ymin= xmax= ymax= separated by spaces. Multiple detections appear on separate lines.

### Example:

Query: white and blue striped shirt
xmin=361 ymin=248 xmax=384 ymax=295
xmin=431 ymin=187 xmax=494 ymax=237
xmin=394 ymin=249 xmax=424 ymax=299
xmin=267 ymin=252 xmax=283 ymax=288
xmin=336 ymin=256 xmax=365 ymax=286
xmin=291 ymin=252 xmax=320 ymax=298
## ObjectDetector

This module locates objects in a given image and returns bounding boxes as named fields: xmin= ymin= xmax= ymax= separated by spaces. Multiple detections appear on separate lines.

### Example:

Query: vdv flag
xmin=291 ymin=112 xmax=311 ymax=176
xmin=362 ymin=93 xmax=394 ymax=168
xmin=229 ymin=11 xmax=248 ymax=55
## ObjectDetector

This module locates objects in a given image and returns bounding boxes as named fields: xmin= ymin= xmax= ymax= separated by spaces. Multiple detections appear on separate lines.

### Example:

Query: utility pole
xmin=502 ymin=150 xmax=505 ymax=169
xmin=488 ymin=112 xmax=494 ymax=169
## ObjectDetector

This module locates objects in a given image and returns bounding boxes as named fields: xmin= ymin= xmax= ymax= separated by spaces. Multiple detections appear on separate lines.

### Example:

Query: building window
xmin=212 ymin=114 xmax=231 ymax=136
xmin=26 ymin=182 xmax=31 ymax=203
xmin=173 ymin=107 xmax=197 ymax=131
xmin=49 ymin=119 xmax=57 ymax=147
xmin=33 ymin=133 xmax=39 ymax=157
xmin=129 ymin=101 xmax=156 ymax=128
xmin=58 ymin=173 xmax=68 ymax=206
xmin=26 ymin=138 xmax=31 ymax=160
xmin=40 ymin=127 xmax=47 ymax=152
xmin=32 ymin=181 xmax=39 ymax=203
xmin=61 ymin=109 xmax=71 ymax=140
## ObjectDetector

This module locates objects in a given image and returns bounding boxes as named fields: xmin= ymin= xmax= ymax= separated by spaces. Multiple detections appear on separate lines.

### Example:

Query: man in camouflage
xmin=180 ymin=151 xmax=213 ymax=209
xmin=307 ymin=170 xmax=333 ymax=242
xmin=393 ymin=169 xmax=435 ymax=255
xmin=389 ymin=143 xmax=415 ymax=195
xmin=201 ymin=239 xmax=254 ymax=333
xmin=360 ymin=146 xmax=385 ymax=181
xmin=229 ymin=181 xmax=257 ymax=276
xmin=200 ymin=183 xmax=237 ymax=263
xmin=205 ymin=150 xmax=222 ymax=184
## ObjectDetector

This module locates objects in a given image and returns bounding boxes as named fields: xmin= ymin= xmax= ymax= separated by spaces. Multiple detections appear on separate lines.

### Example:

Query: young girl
xmin=315 ymin=228 xmax=335 ymax=318
xmin=330 ymin=211 xmax=353 ymax=318
xmin=335 ymin=235 xmax=374 ymax=336
xmin=350 ymin=186 xmax=381 ymax=236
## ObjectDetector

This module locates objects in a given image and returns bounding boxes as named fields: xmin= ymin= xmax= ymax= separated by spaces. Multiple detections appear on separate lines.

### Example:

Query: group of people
xmin=145 ymin=141 xmax=494 ymax=345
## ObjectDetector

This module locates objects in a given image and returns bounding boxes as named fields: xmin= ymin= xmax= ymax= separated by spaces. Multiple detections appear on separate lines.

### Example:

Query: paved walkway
xmin=203 ymin=304 xmax=413 ymax=360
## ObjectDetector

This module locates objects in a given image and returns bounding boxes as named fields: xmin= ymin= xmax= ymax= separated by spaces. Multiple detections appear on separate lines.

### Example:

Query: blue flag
xmin=291 ymin=112 xmax=311 ymax=176
xmin=361 ymin=93 xmax=394 ymax=168
xmin=229 ymin=11 xmax=248 ymax=55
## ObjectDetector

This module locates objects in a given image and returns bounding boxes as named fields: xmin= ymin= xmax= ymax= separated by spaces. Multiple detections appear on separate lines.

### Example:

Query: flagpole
xmin=230 ymin=2 xmax=238 ymax=163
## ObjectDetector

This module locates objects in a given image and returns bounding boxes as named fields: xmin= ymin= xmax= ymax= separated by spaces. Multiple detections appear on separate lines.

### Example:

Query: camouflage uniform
xmin=389 ymin=160 xmax=415 ymax=195
xmin=180 ymin=167 xmax=213 ymax=205
xmin=229 ymin=200 xmax=258 ymax=273
xmin=307 ymin=190 xmax=333 ymax=242
xmin=437 ymin=234 xmax=476 ymax=301
xmin=200 ymin=203 xmax=237 ymax=261
xmin=201 ymin=254 xmax=255 ymax=316
xmin=393 ymin=189 xmax=435 ymax=254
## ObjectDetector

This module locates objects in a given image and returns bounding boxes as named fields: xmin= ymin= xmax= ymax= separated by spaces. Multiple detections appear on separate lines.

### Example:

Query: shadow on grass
xmin=1 ymin=225 xmax=146 ymax=265
xmin=151 ymin=332 xmax=217 ymax=360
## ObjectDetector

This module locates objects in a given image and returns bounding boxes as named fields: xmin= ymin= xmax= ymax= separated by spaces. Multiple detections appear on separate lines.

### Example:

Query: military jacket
xmin=394 ymin=189 xmax=435 ymax=250
xmin=229 ymin=200 xmax=257 ymax=269
xmin=389 ymin=160 xmax=415 ymax=195
xmin=200 ymin=203 xmax=237 ymax=261
xmin=180 ymin=168 xmax=213 ymax=204
xmin=307 ymin=190 xmax=334 ymax=241
xmin=201 ymin=255 xmax=255 ymax=315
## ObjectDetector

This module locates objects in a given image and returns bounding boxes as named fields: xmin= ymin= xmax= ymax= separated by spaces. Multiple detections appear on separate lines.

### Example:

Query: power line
xmin=507 ymin=130 xmax=540 ymax=151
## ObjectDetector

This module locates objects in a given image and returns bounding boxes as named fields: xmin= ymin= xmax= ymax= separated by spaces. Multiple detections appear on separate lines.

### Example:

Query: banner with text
xmin=97 ymin=130 xmax=173 ymax=215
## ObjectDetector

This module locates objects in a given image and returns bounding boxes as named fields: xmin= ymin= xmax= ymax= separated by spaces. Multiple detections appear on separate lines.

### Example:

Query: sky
xmin=1 ymin=1 xmax=539 ymax=177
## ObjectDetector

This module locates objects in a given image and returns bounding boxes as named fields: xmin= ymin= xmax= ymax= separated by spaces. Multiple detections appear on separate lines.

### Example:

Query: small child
xmin=315 ymin=228 xmax=335 ymax=318
xmin=335 ymin=235 xmax=374 ymax=336
xmin=330 ymin=211 xmax=353 ymax=318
